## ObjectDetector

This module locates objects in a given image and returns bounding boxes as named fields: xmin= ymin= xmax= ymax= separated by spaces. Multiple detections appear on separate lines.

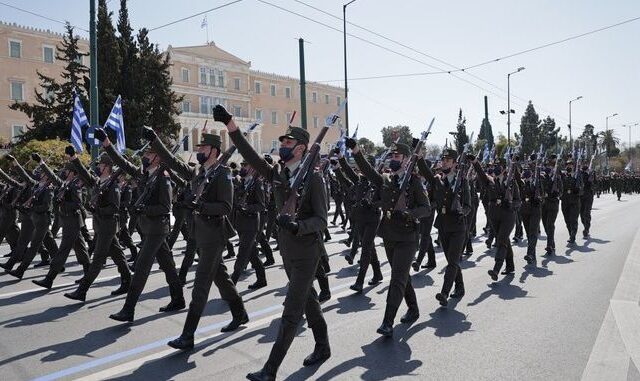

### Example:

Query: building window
xmin=337 ymin=96 xmax=341 ymax=106
xmin=325 ymin=94 xmax=329 ymax=104
xmin=9 ymin=40 xmax=21 ymax=58
xmin=182 ymin=100 xmax=191 ymax=113
xmin=285 ymin=112 xmax=292 ymax=125
xmin=208 ymin=68 xmax=216 ymax=86
xmin=270 ymin=84 xmax=276 ymax=96
xmin=43 ymin=46 xmax=54 ymax=63
xmin=312 ymin=92 xmax=317 ymax=103
xmin=181 ymin=68 xmax=189 ymax=83
xmin=255 ymin=81 xmax=261 ymax=94
xmin=217 ymin=70 xmax=224 ymax=88
xmin=313 ymin=116 xmax=319 ymax=128
xmin=285 ymin=87 xmax=291 ymax=99
xmin=199 ymin=67 xmax=207 ymax=84
xmin=200 ymin=96 xmax=211 ymax=115
xmin=271 ymin=111 xmax=278 ymax=125
xmin=255 ymin=109 xmax=263 ymax=121
xmin=10 ymin=81 xmax=24 ymax=101
xmin=271 ymin=140 xmax=278 ymax=151
xmin=11 ymin=125 xmax=24 ymax=142
xmin=233 ymin=105 xmax=241 ymax=117
xmin=182 ymin=128 xmax=189 ymax=151
xmin=234 ymin=78 xmax=241 ymax=90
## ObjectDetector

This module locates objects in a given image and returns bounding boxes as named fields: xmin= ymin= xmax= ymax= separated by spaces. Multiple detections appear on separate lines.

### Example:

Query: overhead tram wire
xmin=148 ymin=0 xmax=244 ymax=32
xmin=0 ymin=1 xmax=90 ymax=32
xmin=289 ymin=1 xmax=639 ymax=122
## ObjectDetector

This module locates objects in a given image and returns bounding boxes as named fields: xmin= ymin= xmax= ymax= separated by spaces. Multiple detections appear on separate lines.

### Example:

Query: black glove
xmin=213 ymin=104 xmax=232 ymax=125
xmin=94 ymin=128 xmax=107 ymax=142
xmin=277 ymin=214 xmax=299 ymax=234
xmin=31 ymin=153 xmax=42 ymax=162
xmin=391 ymin=210 xmax=411 ymax=220
xmin=5 ymin=154 xmax=15 ymax=162
xmin=332 ymin=147 xmax=340 ymax=155
xmin=529 ymin=154 xmax=537 ymax=161
xmin=466 ymin=154 xmax=476 ymax=162
xmin=142 ymin=126 xmax=157 ymax=142
xmin=411 ymin=138 xmax=420 ymax=149
xmin=64 ymin=146 xmax=75 ymax=157
xmin=345 ymin=138 xmax=357 ymax=149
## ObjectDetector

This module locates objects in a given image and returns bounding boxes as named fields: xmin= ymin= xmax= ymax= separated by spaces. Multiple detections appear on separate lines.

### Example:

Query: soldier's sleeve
xmin=228 ymin=129 xmax=273 ymax=182
xmin=12 ymin=161 xmax=37 ymax=186
xmin=39 ymin=162 xmax=63 ymax=187
xmin=151 ymin=137 xmax=194 ymax=181
xmin=71 ymin=157 xmax=97 ymax=187
xmin=472 ymin=161 xmax=490 ymax=187
xmin=334 ymin=168 xmax=353 ymax=188
xmin=199 ymin=167 xmax=232 ymax=216
xmin=338 ymin=157 xmax=359 ymax=184
xmin=104 ymin=143 xmax=142 ymax=179
xmin=245 ymin=178 xmax=265 ymax=214
xmin=296 ymin=171 xmax=328 ymax=235
xmin=416 ymin=157 xmax=434 ymax=182
xmin=32 ymin=187 xmax=52 ymax=213
xmin=0 ymin=169 xmax=21 ymax=188
xmin=144 ymin=173 xmax=172 ymax=216
xmin=353 ymin=150 xmax=383 ymax=188
xmin=408 ymin=177 xmax=430 ymax=220
xmin=461 ymin=178 xmax=472 ymax=216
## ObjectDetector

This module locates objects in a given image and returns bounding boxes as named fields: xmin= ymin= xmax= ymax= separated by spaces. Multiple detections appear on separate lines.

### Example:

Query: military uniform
xmin=153 ymin=133 xmax=246 ymax=349
xmin=519 ymin=159 xmax=543 ymax=264
xmin=353 ymin=143 xmax=430 ymax=336
xmin=560 ymin=161 xmax=583 ymax=244
xmin=579 ymin=168 xmax=596 ymax=238
xmin=0 ymin=169 xmax=21 ymax=254
xmin=64 ymin=154 xmax=132 ymax=301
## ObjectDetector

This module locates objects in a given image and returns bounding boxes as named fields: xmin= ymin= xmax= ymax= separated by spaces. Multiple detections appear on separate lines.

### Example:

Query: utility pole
xmin=298 ymin=38 xmax=307 ymax=130
xmin=343 ymin=0 xmax=357 ymax=137
xmin=506 ymin=67 xmax=525 ymax=147
xmin=568 ymin=96 xmax=583 ymax=147
xmin=89 ymin=0 xmax=99 ymax=159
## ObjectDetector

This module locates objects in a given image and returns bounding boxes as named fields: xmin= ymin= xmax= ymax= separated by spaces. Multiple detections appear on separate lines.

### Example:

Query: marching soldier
xmin=32 ymin=156 xmax=91 ymax=288
xmin=471 ymin=156 xmax=521 ymax=280
xmin=218 ymin=105 xmax=331 ymax=381
xmin=90 ymin=130 xmax=186 ymax=322
xmin=142 ymin=127 xmax=247 ymax=349
xmin=347 ymin=138 xmax=430 ymax=337
xmin=417 ymin=148 xmax=471 ymax=306
xmin=230 ymin=162 xmax=268 ymax=290
xmin=579 ymin=162 xmax=596 ymax=238
xmin=541 ymin=155 xmax=562 ymax=255
xmin=560 ymin=158 xmax=583 ymax=245
xmin=0 ymin=169 xmax=21 ymax=254
xmin=63 ymin=147 xmax=132 ymax=301
xmin=519 ymin=157 xmax=543 ymax=265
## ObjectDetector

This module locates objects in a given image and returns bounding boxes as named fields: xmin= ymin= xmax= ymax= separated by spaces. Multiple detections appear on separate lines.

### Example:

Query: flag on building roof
xmin=104 ymin=95 xmax=126 ymax=153
xmin=70 ymin=92 xmax=87 ymax=153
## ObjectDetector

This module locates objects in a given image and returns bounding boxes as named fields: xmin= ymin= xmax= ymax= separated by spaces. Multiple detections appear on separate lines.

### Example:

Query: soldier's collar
xmin=285 ymin=159 xmax=301 ymax=174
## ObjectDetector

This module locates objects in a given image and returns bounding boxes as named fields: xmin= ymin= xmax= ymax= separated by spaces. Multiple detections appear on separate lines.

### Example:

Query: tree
xmin=519 ymin=101 xmax=541 ymax=154
xmin=424 ymin=143 xmax=442 ymax=160
xmin=357 ymin=137 xmax=375 ymax=156
xmin=539 ymin=116 xmax=559 ymax=155
xmin=137 ymin=29 xmax=182 ymax=144
xmin=473 ymin=138 xmax=488 ymax=154
xmin=579 ymin=124 xmax=598 ymax=154
xmin=598 ymin=129 xmax=620 ymax=158
xmin=10 ymin=23 xmax=89 ymax=143
xmin=478 ymin=116 xmax=494 ymax=149
xmin=97 ymin=0 xmax=122 ymax=126
xmin=495 ymin=133 xmax=508 ymax=158
xmin=381 ymin=125 xmax=413 ymax=147
xmin=452 ymin=108 xmax=469 ymax=154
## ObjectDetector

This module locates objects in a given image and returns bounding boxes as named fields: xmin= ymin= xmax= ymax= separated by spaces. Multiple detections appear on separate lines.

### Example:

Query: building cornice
xmin=0 ymin=20 xmax=88 ymax=42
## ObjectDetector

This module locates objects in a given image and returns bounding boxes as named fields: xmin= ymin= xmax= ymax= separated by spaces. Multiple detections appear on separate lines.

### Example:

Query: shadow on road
xmin=467 ymin=275 xmax=529 ymax=307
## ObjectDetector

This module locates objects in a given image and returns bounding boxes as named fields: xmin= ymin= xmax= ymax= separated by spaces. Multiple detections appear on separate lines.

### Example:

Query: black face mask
xmin=141 ymin=157 xmax=151 ymax=170
xmin=239 ymin=168 xmax=248 ymax=177
xmin=389 ymin=160 xmax=402 ymax=172
xmin=442 ymin=167 xmax=451 ymax=175
xmin=197 ymin=148 xmax=213 ymax=165
xmin=567 ymin=167 xmax=573 ymax=173
xmin=279 ymin=144 xmax=298 ymax=163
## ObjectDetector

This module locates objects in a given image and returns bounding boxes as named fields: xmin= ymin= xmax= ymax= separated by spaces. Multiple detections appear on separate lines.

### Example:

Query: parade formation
xmin=0 ymin=102 xmax=639 ymax=380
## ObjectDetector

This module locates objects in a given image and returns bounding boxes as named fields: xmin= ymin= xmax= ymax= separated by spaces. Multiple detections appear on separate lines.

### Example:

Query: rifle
xmin=55 ymin=176 xmax=80 ymax=203
xmin=192 ymin=122 xmax=260 ymax=208
xmin=132 ymin=136 xmax=188 ymax=211
xmin=574 ymin=146 xmax=585 ymax=179
xmin=279 ymin=99 xmax=347 ymax=218
xmin=551 ymin=147 xmax=564 ymax=193
xmin=376 ymin=136 xmax=401 ymax=172
xmin=532 ymin=144 xmax=544 ymax=199
xmin=504 ymin=144 xmax=519 ymax=203
xmin=451 ymin=131 xmax=473 ymax=211
xmin=387 ymin=120 xmax=434 ymax=218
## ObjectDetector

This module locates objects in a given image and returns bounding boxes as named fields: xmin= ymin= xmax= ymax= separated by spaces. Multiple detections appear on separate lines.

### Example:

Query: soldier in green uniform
xmin=560 ymin=158 xmax=583 ymax=244
xmin=347 ymin=138 xmax=430 ymax=337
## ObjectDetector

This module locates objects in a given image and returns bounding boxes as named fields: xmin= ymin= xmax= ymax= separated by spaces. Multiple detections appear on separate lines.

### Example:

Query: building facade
xmin=0 ymin=21 xmax=89 ymax=143
xmin=1 ymin=21 xmax=344 ymax=156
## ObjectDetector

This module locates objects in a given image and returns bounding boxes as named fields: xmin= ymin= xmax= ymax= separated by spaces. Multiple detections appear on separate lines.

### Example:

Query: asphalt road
xmin=0 ymin=192 xmax=639 ymax=381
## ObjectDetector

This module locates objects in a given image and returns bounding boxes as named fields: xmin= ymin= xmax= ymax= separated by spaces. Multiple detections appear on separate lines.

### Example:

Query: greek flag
xmin=70 ymin=93 xmax=87 ymax=152
xmin=104 ymin=95 xmax=126 ymax=153
xmin=335 ymin=128 xmax=346 ymax=156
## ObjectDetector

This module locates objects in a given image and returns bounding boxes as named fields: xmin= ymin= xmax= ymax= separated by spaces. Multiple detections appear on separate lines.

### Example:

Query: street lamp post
xmin=507 ymin=67 xmax=525 ymax=147
xmin=605 ymin=113 xmax=618 ymax=172
xmin=343 ymin=0 xmax=357 ymax=137
xmin=568 ymin=96 xmax=583 ymax=147
xmin=622 ymin=122 xmax=640 ymax=164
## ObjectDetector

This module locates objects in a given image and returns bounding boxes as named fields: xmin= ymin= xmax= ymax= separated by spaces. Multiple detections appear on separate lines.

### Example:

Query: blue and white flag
xmin=482 ymin=142 xmax=490 ymax=163
xmin=104 ymin=95 xmax=126 ymax=153
xmin=70 ymin=93 xmax=87 ymax=153
xmin=351 ymin=124 xmax=359 ymax=139
xmin=335 ymin=128 xmax=346 ymax=156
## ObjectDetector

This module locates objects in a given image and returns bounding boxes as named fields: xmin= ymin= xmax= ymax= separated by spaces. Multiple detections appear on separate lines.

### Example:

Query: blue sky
xmin=3 ymin=0 xmax=639 ymax=147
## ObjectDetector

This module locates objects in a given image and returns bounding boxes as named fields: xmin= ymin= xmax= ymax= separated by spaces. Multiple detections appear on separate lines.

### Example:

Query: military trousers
xmin=354 ymin=219 xmax=382 ymax=286
xmin=231 ymin=228 xmax=266 ymax=284
xmin=580 ymin=193 xmax=594 ymax=235
xmin=16 ymin=212 xmax=58 ymax=273
xmin=521 ymin=204 xmax=542 ymax=260
xmin=489 ymin=206 xmax=516 ymax=273
xmin=561 ymin=199 xmax=580 ymax=240
xmin=440 ymin=229 xmax=466 ymax=296
xmin=46 ymin=214 xmax=90 ymax=279
xmin=382 ymin=239 xmax=418 ymax=324
xmin=541 ymin=199 xmax=560 ymax=250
